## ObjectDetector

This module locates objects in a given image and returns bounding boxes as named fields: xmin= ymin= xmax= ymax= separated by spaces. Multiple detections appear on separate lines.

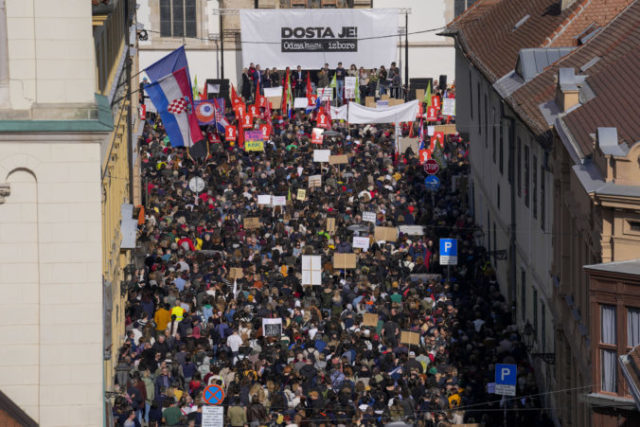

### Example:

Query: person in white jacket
xmin=226 ymin=330 xmax=243 ymax=365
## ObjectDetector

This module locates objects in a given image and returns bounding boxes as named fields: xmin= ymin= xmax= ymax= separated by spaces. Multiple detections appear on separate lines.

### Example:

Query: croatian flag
xmin=144 ymin=67 xmax=202 ymax=148
xmin=213 ymin=98 xmax=229 ymax=133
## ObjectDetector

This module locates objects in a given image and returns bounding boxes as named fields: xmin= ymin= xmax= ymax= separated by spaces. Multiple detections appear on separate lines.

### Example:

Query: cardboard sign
xmin=426 ymin=106 xmax=439 ymax=122
xmin=229 ymin=267 xmax=244 ymax=280
xmin=374 ymin=226 xmax=398 ymax=242
xmin=415 ymin=89 xmax=425 ymax=103
xmin=262 ymin=318 xmax=283 ymax=337
xmin=297 ymin=189 xmax=306 ymax=201
xmin=434 ymin=124 xmax=458 ymax=135
xmin=329 ymin=154 xmax=349 ymax=165
xmin=333 ymin=253 xmax=356 ymax=269
xmin=401 ymin=331 xmax=421 ymax=346
xmin=363 ymin=313 xmax=379 ymax=327
xmin=389 ymin=99 xmax=404 ymax=106
xmin=267 ymin=96 xmax=282 ymax=109
xmin=327 ymin=217 xmax=336 ymax=233
xmin=272 ymin=196 xmax=286 ymax=206
xmin=398 ymin=137 xmax=419 ymax=155
xmin=362 ymin=211 xmax=376 ymax=224
xmin=312 ymin=128 xmax=324 ymax=145
xmin=352 ymin=236 xmax=370 ymax=251
xmin=308 ymin=175 xmax=322 ymax=188
xmin=257 ymin=195 xmax=272 ymax=205
xmin=243 ymin=217 xmax=261 ymax=229
xmin=313 ymin=149 xmax=331 ymax=163
xmin=302 ymin=255 xmax=322 ymax=285
xmin=225 ymin=125 xmax=237 ymax=142
xmin=365 ymin=96 xmax=376 ymax=108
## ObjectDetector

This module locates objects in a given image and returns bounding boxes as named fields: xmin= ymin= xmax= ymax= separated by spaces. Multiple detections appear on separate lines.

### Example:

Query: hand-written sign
xmin=401 ymin=331 xmax=421 ymax=346
xmin=313 ymin=149 xmax=331 ymax=162
xmin=333 ymin=253 xmax=357 ymax=269
xmin=243 ymin=217 xmax=261 ymax=229
xmin=297 ymin=189 xmax=307 ymax=201
xmin=272 ymin=196 xmax=286 ymax=206
xmin=374 ymin=226 xmax=398 ymax=242
xmin=352 ymin=236 xmax=370 ymax=251
xmin=329 ymin=154 xmax=349 ymax=165
xmin=362 ymin=211 xmax=376 ymax=224
xmin=308 ymin=175 xmax=322 ymax=188
xmin=302 ymin=255 xmax=322 ymax=285
xmin=258 ymin=195 xmax=272 ymax=205
xmin=262 ymin=318 xmax=283 ymax=337
xmin=363 ymin=313 xmax=379 ymax=327
xmin=228 ymin=267 xmax=244 ymax=280
xmin=326 ymin=217 xmax=336 ymax=233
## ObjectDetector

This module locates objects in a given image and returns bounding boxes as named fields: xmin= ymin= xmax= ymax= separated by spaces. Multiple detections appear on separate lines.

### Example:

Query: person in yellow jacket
xmin=171 ymin=300 xmax=185 ymax=322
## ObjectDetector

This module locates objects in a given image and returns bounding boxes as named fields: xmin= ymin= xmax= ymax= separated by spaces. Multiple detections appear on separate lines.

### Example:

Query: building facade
xmin=0 ymin=0 xmax=139 ymax=425
xmin=444 ymin=0 xmax=639 ymax=425
xmin=136 ymin=0 xmax=462 ymax=90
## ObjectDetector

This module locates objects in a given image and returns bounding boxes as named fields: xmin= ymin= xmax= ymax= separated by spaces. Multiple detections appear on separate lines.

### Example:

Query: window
xmin=524 ymin=145 xmax=530 ymax=207
xmin=477 ymin=83 xmax=481 ymax=135
xmin=628 ymin=308 xmax=640 ymax=348
xmin=629 ymin=221 xmax=640 ymax=232
xmin=497 ymin=184 xmax=500 ymax=210
xmin=160 ymin=0 xmax=197 ymax=38
xmin=600 ymin=305 xmax=617 ymax=393
xmin=541 ymin=166 xmax=546 ymax=231
xmin=517 ymin=137 xmax=522 ymax=197
xmin=533 ymin=155 xmax=538 ymax=219
xmin=521 ymin=269 xmax=526 ymax=322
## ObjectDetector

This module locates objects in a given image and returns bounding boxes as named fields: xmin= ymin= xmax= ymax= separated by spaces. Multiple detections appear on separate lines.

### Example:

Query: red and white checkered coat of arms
xmin=167 ymin=98 xmax=188 ymax=114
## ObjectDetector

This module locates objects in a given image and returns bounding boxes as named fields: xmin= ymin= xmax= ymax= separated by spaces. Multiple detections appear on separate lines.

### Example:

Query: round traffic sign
xmin=424 ymin=175 xmax=441 ymax=191
xmin=424 ymin=159 xmax=439 ymax=175
xmin=202 ymin=384 xmax=225 ymax=406
xmin=188 ymin=176 xmax=206 ymax=193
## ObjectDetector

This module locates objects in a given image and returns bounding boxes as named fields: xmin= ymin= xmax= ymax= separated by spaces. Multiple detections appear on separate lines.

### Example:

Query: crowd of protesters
xmin=241 ymin=62 xmax=404 ymax=106
xmin=112 ymin=77 xmax=552 ymax=427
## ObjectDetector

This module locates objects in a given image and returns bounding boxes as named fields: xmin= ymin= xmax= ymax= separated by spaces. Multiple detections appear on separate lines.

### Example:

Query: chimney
xmin=556 ymin=68 xmax=581 ymax=112
xmin=561 ymin=0 xmax=579 ymax=11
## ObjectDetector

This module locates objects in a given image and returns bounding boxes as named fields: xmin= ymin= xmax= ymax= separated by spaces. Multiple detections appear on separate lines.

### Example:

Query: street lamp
xmin=523 ymin=321 xmax=555 ymax=364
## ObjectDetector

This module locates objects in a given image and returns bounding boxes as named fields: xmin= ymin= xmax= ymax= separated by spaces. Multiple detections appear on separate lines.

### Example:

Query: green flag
xmin=329 ymin=73 xmax=337 ymax=88
xmin=193 ymin=75 xmax=199 ymax=100
xmin=355 ymin=75 xmax=360 ymax=104
xmin=424 ymin=81 xmax=431 ymax=107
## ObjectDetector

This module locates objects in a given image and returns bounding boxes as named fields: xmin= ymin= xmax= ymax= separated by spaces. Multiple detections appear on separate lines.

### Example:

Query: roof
xmin=572 ymin=160 xmax=640 ymax=198
xmin=444 ymin=0 xmax=586 ymax=82
xmin=518 ymin=48 xmax=575 ymax=82
xmin=507 ymin=0 xmax=640 ymax=152
xmin=0 ymin=389 xmax=38 ymax=427
xmin=584 ymin=258 xmax=640 ymax=276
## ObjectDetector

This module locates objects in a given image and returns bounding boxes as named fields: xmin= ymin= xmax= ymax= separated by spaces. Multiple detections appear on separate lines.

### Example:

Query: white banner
xmin=353 ymin=236 xmax=370 ymax=251
xmin=331 ymin=105 xmax=348 ymax=121
xmin=264 ymin=86 xmax=283 ymax=98
xmin=318 ymin=87 xmax=333 ymax=101
xmin=240 ymin=9 xmax=399 ymax=69
xmin=348 ymin=100 xmax=420 ymax=124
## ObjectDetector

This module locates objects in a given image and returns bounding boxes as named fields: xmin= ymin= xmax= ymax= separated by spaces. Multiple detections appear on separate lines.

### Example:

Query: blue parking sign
xmin=495 ymin=364 xmax=517 ymax=396
xmin=439 ymin=238 xmax=457 ymax=265
xmin=424 ymin=175 xmax=440 ymax=191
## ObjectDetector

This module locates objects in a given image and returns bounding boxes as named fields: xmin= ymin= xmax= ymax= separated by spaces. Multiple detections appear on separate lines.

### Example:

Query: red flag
xmin=231 ymin=84 xmax=242 ymax=106
xmin=260 ymin=123 xmax=272 ymax=139
xmin=225 ymin=125 xmax=237 ymax=142
xmin=408 ymin=121 xmax=414 ymax=138
xmin=249 ymin=104 xmax=259 ymax=117
xmin=306 ymin=71 xmax=313 ymax=98
xmin=242 ymin=113 xmax=253 ymax=129
xmin=254 ymin=79 xmax=261 ymax=106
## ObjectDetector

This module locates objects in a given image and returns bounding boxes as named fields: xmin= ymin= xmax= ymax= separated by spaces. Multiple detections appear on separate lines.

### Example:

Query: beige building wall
xmin=0 ymin=137 xmax=104 ymax=426
xmin=5 ymin=0 xmax=96 ymax=111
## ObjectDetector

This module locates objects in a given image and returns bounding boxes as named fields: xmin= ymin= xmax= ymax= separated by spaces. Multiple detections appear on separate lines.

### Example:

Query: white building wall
xmin=5 ymin=0 xmax=96 ymax=110
xmin=0 ymin=138 xmax=103 ymax=427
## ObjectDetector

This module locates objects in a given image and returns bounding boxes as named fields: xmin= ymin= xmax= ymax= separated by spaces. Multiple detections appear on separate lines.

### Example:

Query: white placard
xmin=309 ymin=174 xmax=322 ymax=188
xmin=313 ymin=149 xmax=331 ymax=163
xmin=442 ymin=98 xmax=456 ymax=116
xmin=427 ymin=125 xmax=435 ymax=136
xmin=362 ymin=211 xmax=376 ymax=223
xmin=272 ymin=196 xmax=286 ymax=206
xmin=258 ymin=195 xmax=272 ymax=205
xmin=398 ymin=225 xmax=425 ymax=236
xmin=302 ymin=255 xmax=322 ymax=285
xmin=353 ymin=236 xmax=370 ymax=251
xmin=331 ymin=105 xmax=348 ymax=121
xmin=202 ymin=406 xmax=224 ymax=427
xmin=294 ymin=97 xmax=309 ymax=109
xmin=240 ymin=9 xmax=399 ymax=69
xmin=345 ymin=76 xmax=357 ymax=99
xmin=264 ymin=86 xmax=283 ymax=98
xmin=318 ymin=87 xmax=333 ymax=101
xmin=262 ymin=318 xmax=283 ymax=336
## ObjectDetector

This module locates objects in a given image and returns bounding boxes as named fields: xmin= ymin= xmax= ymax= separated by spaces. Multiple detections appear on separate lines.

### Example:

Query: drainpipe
xmin=502 ymin=102 xmax=517 ymax=314
xmin=0 ymin=0 xmax=10 ymax=107
xmin=125 ymin=0 xmax=134 ymax=204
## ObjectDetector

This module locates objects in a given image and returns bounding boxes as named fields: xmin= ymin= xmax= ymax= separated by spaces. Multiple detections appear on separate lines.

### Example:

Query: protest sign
xmin=326 ymin=217 xmax=336 ymax=233
xmin=398 ymin=225 xmax=425 ymax=236
xmin=442 ymin=98 xmax=456 ymax=116
xmin=262 ymin=318 xmax=283 ymax=337
xmin=272 ymin=196 xmax=286 ymax=206
xmin=302 ymin=255 xmax=322 ymax=285
xmin=244 ymin=130 xmax=264 ymax=152
xmin=312 ymin=128 xmax=324 ymax=145
xmin=228 ymin=267 xmax=244 ymax=280
xmin=297 ymin=189 xmax=306 ymax=201
xmin=398 ymin=137 xmax=419 ymax=155
xmin=308 ymin=175 xmax=322 ymax=188
xmin=294 ymin=97 xmax=308 ymax=109
xmin=329 ymin=155 xmax=349 ymax=165
xmin=333 ymin=253 xmax=357 ymax=269
xmin=345 ymin=76 xmax=357 ymax=99
xmin=426 ymin=106 xmax=439 ymax=122
xmin=313 ymin=149 xmax=331 ymax=162
xmin=362 ymin=211 xmax=376 ymax=224
xmin=225 ymin=126 xmax=236 ymax=142
xmin=352 ymin=236 xmax=370 ymax=251
xmin=244 ymin=217 xmax=261 ymax=229
xmin=318 ymin=87 xmax=333 ymax=101
xmin=434 ymin=124 xmax=458 ymax=135
xmin=264 ymin=87 xmax=282 ymax=98
xmin=363 ymin=313 xmax=379 ymax=327
xmin=401 ymin=331 xmax=421 ymax=346
xmin=374 ymin=226 xmax=398 ymax=242
xmin=267 ymin=96 xmax=282 ymax=109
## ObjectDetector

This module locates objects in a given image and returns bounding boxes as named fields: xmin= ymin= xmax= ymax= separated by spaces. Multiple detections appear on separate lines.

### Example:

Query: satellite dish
xmin=188 ymin=176 xmax=205 ymax=193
